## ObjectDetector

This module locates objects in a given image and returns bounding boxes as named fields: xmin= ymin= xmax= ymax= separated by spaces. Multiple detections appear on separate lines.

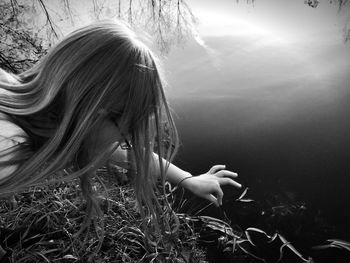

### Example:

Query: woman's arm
xmin=110 ymin=149 xmax=241 ymax=207
xmin=152 ymin=153 xmax=241 ymax=206
xmin=91 ymin=118 xmax=242 ymax=207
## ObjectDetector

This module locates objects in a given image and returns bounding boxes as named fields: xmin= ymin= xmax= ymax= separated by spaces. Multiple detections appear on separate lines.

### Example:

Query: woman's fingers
xmin=206 ymin=194 xmax=219 ymax=207
xmin=218 ymin=177 xmax=242 ymax=188
xmin=215 ymin=187 xmax=224 ymax=206
xmin=192 ymin=165 xmax=242 ymax=206
xmin=208 ymin=164 xmax=226 ymax=174
xmin=207 ymin=192 xmax=222 ymax=207
xmin=207 ymin=186 xmax=224 ymax=206
xmin=214 ymin=170 xmax=238 ymax=179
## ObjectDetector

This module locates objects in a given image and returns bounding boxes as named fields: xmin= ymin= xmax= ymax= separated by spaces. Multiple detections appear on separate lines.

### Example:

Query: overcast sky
xmin=165 ymin=0 xmax=350 ymax=103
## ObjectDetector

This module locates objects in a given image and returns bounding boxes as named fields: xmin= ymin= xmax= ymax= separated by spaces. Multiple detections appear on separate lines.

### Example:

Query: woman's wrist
xmin=177 ymin=172 xmax=193 ymax=189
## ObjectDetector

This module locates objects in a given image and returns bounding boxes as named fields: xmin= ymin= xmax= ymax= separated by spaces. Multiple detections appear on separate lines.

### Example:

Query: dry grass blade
xmin=0 ymin=169 xmax=206 ymax=263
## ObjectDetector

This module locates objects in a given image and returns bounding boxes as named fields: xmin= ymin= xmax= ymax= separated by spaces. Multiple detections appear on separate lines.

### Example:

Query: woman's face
xmin=85 ymin=116 xmax=124 ymax=158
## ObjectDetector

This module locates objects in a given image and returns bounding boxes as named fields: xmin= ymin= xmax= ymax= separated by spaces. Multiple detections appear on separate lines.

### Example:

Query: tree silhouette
xmin=236 ymin=0 xmax=350 ymax=42
xmin=0 ymin=0 xmax=197 ymax=73
xmin=0 ymin=1 xmax=48 ymax=73
xmin=304 ymin=0 xmax=350 ymax=41
xmin=1 ymin=0 xmax=349 ymax=73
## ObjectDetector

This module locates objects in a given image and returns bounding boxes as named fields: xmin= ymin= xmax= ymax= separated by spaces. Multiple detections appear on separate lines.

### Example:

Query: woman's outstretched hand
xmin=180 ymin=165 xmax=241 ymax=207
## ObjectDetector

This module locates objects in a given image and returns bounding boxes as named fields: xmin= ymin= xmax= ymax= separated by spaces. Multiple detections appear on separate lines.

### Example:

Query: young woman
xmin=0 ymin=21 xmax=241 ymax=230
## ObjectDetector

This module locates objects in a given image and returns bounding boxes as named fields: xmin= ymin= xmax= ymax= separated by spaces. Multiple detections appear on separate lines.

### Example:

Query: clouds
xmin=164 ymin=0 xmax=350 ymax=133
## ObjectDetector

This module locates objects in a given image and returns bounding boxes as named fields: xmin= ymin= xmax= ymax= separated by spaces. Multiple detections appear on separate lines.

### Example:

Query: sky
xmin=189 ymin=0 xmax=345 ymax=43
xmin=165 ymin=0 xmax=350 ymax=100
xmin=164 ymin=0 xmax=350 ymax=133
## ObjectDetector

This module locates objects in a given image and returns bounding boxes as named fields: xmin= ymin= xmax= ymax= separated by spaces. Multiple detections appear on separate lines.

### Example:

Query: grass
xmin=0 ymin=166 xmax=206 ymax=263
xmin=0 ymin=166 xmax=349 ymax=262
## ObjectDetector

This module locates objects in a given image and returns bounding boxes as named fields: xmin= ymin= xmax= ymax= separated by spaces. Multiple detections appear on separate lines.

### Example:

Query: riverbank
xmin=0 ymin=166 xmax=349 ymax=262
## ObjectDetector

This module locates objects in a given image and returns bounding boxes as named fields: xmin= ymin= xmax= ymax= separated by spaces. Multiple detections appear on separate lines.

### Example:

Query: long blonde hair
xmin=0 ymin=20 xmax=179 ymax=233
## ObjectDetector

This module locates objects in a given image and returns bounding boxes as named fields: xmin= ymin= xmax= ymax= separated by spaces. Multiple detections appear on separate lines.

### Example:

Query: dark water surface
xmin=164 ymin=33 xmax=350 ymax=256
xmin=170 ymin=84 xmax=350 ymax=238
xmin=162 ymin=4 xmax=350 ymax=260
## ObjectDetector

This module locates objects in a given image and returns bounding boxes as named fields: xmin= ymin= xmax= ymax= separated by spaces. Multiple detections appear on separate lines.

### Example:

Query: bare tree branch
xmin=62 ymin=0 xmax=75 ymax=25
xmin=37 ymin=0 xmax=59 ymax=39
xmin=128 ymin=0 xmax=133 ymax=24
xmin=0 ymin=52 xmax=17 ymax=73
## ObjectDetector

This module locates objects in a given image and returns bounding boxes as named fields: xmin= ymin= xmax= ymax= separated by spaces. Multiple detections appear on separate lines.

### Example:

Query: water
xmin=160 ymin=30 xmax=350 ymax=259
xmin=171 ymin=94 xmax=350 ymax=230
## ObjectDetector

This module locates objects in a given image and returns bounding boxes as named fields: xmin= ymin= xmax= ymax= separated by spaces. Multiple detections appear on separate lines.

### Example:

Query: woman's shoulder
xmin=0 ymin=68 xmax=18 ymax=84
xmin=0 ymin=113 xmax=27 ymax=144
xmin=0 ymin=114 xmax=27 ymax=180
xmin=0 ymin=69 xmax=25 ymax=142
xmin=0 ymin=71 xmax=25 ymax=179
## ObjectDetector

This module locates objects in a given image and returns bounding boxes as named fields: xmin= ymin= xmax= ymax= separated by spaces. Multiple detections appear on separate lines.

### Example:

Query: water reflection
xmin=165 ymin=31 xmax=350 ymax=234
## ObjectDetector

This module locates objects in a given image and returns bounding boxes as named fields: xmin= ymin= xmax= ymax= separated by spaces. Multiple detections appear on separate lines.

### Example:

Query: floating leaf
xmin=245 ymin=227 xmax=272 ymax=245
xmin=236 ymin=187 xmax=249 ymax=201
xmin=327 ymin=239 xmax=350 ymax=248
xmin=62 ymin=254 xmax=78 ymax=260
xmin=313 ymin=239 xmax=350 ymax=252
xmin=237 ymin=198 xmax=255 ymax=203
xmin=277 ymin=234 xmax=311 ymax=262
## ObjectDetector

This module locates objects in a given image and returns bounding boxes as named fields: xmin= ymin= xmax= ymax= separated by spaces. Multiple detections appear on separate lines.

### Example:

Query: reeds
xmin=0 ymin=168 xmax=206 ymax=263
xmin=0 ymin=168 xmax=348 ymax=262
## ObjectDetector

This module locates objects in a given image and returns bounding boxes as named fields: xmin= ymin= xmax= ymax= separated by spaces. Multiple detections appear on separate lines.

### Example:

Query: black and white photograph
xmin=0 ymin=0 xmax=349 ymax=262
